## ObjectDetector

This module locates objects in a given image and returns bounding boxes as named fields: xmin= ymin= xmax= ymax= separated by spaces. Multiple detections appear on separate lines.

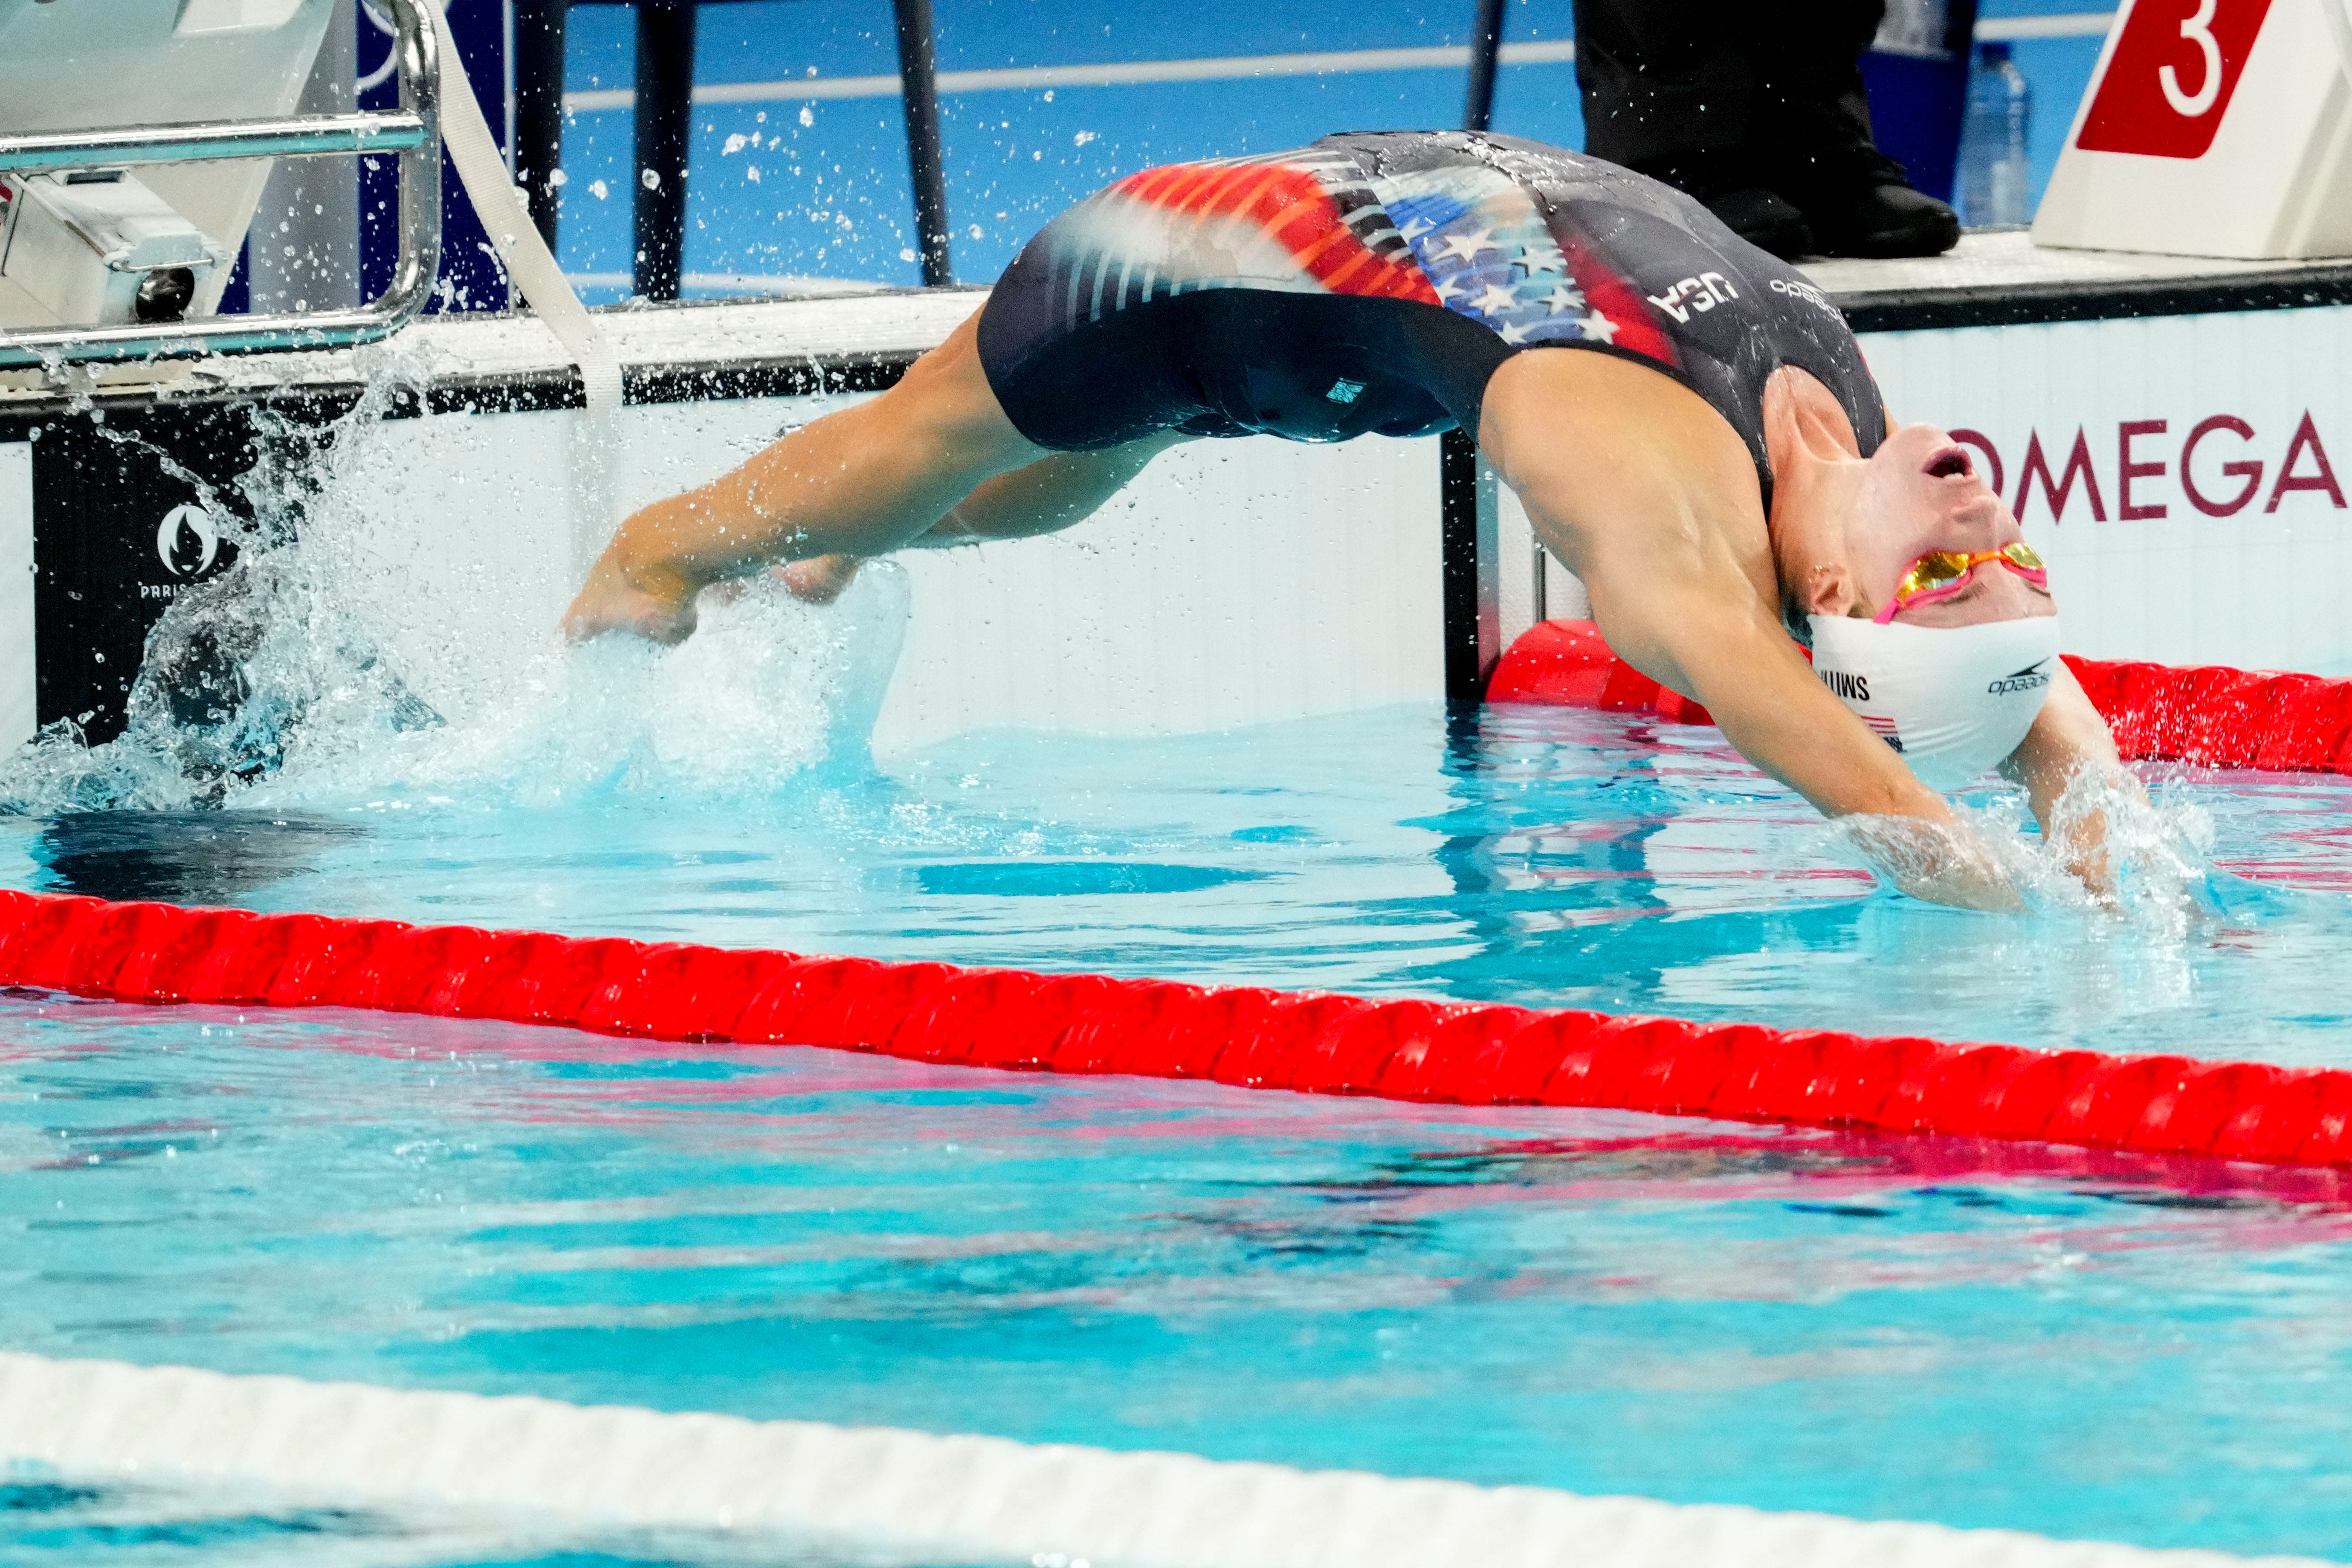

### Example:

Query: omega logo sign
xmin=1952 ymin=412 xmax=2343 ymax=522
xmin=155 ymin=503 xmax=220 ymax=578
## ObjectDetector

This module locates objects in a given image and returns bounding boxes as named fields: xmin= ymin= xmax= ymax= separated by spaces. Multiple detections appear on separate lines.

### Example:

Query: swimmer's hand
xmin=1839 ymin=813 xmax=2027 ymax=913
xmin=562 ymin=550 xmax=698 ymax=645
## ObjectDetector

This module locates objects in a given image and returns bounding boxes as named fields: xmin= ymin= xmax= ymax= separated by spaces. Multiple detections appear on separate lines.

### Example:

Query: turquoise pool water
xmin=11 ymin=529 xmax=2352 ymax=1561
xmin=6 ymin=988 xmax=2352 ymax=1563
xmin=4 ymin=700 xmax=2349 ymax=1066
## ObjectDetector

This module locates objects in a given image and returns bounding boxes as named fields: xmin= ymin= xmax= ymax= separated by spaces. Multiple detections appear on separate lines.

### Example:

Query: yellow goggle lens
xmin=1896 ymin=542 xmax=2045 ymax=600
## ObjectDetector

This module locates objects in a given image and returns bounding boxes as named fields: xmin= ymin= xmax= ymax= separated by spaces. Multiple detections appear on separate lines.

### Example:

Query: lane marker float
xmin=1489 ymin=620 xmax=2352 ymax=773
xmin=0 ymin=1350 xmax=2322 ymax=1568
xmin=4 ymin=887 xmax=2350 ymax=1171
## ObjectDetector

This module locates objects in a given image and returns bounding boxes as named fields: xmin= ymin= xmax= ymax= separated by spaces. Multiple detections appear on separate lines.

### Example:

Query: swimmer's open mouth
xmin=1924 ymin=445 xmax=1973 ymax=480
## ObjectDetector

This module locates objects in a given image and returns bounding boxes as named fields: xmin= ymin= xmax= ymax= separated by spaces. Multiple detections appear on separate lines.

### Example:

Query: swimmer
xmin=565 ymin=131 xmax=2125 ymax=910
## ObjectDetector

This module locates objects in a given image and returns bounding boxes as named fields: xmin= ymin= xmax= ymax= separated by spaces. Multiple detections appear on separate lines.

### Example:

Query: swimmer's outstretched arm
xmin=2002 ymin=669 xmax=2135 ymax=898
xmin=565 ymin=312 xmax=1045 ymax=643
xmin=1480 ymin=350 xmax=2021 ymax=911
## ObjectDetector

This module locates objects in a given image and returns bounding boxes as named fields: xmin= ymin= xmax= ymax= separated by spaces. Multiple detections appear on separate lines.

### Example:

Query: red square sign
xmin=2077 ymin=0 xmax=2275 ymax=158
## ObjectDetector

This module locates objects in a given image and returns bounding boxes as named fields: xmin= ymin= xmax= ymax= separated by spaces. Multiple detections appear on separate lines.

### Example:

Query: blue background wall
xmin=521 ymin=0 xmax=2109 ymax=298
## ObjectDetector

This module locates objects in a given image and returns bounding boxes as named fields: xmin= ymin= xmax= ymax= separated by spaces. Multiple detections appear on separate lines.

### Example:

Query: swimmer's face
xmin=1848 ymin=424 xmax=2056 ymax=627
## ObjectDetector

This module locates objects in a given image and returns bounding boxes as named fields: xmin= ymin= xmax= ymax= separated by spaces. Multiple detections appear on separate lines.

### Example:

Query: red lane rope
xmin=1489 ymin=620 xmax=2352 ymax=773
xmin=5 ymin=888 xmax=2350 ymax=1171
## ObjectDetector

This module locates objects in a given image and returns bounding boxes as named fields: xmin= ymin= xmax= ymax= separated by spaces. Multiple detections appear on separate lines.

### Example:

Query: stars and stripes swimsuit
xmin=976 ymin=130 xmax=1885 ymax=501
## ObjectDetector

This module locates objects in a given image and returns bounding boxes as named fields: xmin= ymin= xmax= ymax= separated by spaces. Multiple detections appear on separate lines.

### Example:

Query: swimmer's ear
xmin=1805 ymin=561 xmax=1863 ymax=619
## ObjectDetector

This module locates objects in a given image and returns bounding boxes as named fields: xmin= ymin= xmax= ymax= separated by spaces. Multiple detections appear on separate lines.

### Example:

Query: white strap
xmin=414 ymin=0 xmax=623 ymax=565
xmin=415 ymin=0 xmax=621 ymax=418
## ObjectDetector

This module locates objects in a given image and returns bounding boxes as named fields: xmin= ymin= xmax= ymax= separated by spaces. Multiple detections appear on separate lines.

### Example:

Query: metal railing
xmin=0 ymin=0 xmax=443 ymax=370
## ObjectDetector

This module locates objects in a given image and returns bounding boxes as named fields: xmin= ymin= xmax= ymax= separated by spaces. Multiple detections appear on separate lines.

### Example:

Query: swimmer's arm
xmin=1480 ymin=354 xmax=2016 ymax=909
xmin=2002 ymin=667 xmax=2133 ymax=896
xmin=1592 ymin=574 xmax=2025 ymax=911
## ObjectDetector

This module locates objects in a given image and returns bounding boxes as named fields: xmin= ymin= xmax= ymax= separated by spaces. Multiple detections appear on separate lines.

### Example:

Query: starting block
xmin=2034 ymin=0 xmax=2352 ymax=258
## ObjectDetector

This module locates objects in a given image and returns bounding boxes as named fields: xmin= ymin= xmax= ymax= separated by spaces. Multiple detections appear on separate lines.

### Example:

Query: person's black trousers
xmin=1572 ymin=0 xmax=1891 ymax=194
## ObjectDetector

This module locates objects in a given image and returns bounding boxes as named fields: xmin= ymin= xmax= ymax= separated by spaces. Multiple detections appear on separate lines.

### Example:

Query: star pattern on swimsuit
xmin=1434 ymin=227 xmax=1498 ymax=263
xmin=1469 ymin=281 xmax=1520 ymax=315
xmin=1542 ymin=284 xmax=1586 ymax=315
xmin=1577 ymin=310 xmax=1619 ymax=344
xmin=1431 ymin=276 xmax=1466 ymax=303
xmin=1398 ymin=216 xmax=1437 ymax=241
xmin=1496 ymin=320 xmax=1537 ymax=345
xmin=1516 ymin=243 xmax=1568 ymax=277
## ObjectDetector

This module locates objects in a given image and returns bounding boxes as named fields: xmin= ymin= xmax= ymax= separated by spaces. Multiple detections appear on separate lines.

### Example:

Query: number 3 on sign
xmin=2160 ymin=0 xmax=2223 ymax=115
xmin=2077 ymin=0 xmax=2276 ymax=157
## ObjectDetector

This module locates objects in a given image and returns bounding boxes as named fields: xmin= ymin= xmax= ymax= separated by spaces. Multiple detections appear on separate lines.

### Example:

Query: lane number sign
xmin=2077 ymin=0 xmax=2277 ymax=157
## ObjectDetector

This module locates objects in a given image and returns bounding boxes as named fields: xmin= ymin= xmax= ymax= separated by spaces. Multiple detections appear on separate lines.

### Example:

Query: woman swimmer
xmin=563 ymin=130 xmax=2127 ymax=910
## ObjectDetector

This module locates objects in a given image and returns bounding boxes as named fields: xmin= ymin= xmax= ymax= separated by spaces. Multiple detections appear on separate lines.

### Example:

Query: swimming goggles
xmin=1874 ymin=542 xmax=2048 ymax=623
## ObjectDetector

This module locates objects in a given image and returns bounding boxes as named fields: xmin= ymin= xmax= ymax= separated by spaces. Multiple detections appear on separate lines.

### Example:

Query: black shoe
xmin=1805 ymin=182 xmax=1961 ymax=258
xmin=1699 ymin=185 xmax=1815 ymax=261
xmin=1624 ymin=152 xmax=1816 ymax=260
xmin=1776 ymin=150 xmax=1960 ymax=259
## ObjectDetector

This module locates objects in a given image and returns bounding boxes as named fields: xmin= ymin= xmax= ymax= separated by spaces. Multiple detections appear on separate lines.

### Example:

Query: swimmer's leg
xmin=782 ymin=430 xmax=1192 ymax=603
xmin=565 ymin=310 xmax=1047 ymax=643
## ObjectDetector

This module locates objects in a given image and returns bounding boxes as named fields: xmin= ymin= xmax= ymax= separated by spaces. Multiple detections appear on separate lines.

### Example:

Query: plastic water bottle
xmin=1959 ymin=42 xmax=2033 ymax=227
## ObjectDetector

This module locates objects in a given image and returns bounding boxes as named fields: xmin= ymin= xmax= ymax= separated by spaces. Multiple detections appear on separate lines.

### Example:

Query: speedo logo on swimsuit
xmin=1987 ymin=660 xmax=2053 ymax=696
xmin=1767 ymin=276 xmax=1837 ymax=315
xmin=1818 ymin=668 xmax=1871 ymax=702
xmin=1646 ymin=273 xmax=1738 ymax=324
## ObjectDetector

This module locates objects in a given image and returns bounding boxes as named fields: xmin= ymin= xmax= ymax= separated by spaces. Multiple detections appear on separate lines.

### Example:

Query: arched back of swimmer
xmin=564 ymin=131 xmax=2126 ymax=911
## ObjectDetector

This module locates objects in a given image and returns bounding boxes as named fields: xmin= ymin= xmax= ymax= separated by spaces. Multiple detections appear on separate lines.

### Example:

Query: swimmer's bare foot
xmin=782 ymin=554 xmax=863 ymax=604
xmin=562 ymin=551 xmax=699 ymax=644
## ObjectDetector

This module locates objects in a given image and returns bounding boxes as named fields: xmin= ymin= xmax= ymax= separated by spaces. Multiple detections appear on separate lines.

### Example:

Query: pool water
xmin=5 ymin=697 xmax=2352 ymax=1067
xmin=11 ymin=461 xmax=2352 ymax=1563
xmin=7 ymin=990 xmax=2352 ymax=1562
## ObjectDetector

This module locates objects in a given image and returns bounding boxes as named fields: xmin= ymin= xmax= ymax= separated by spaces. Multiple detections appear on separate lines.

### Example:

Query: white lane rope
xmin=0 ymin=1352 xmax=2324 ymax=1568
xmin=560 ymin=18 xmax=2116 ymax=115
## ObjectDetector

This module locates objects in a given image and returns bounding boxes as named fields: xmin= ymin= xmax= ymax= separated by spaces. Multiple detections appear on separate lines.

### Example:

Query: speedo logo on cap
xmin=1817 ymin=668 xmax=1870 ymax=702
xmin=1987 ymin=660 xmax=2052 ymax=697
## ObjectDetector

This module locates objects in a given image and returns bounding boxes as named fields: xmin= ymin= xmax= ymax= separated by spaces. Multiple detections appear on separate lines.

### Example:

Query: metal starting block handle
xmin=0 ymin=0 xmax=441 ymax=370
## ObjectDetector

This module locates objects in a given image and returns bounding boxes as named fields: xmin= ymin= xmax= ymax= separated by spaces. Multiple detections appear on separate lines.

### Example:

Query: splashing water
xmin=0 ymin=348 xmax=910 ymax=819
xmin=1822 ymin=766 xmax=2222 ymax=930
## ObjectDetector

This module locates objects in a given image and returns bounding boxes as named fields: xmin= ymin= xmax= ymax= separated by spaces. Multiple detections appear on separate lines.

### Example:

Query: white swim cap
xmin=1806 ymin=614 xmax=2062 ymax=790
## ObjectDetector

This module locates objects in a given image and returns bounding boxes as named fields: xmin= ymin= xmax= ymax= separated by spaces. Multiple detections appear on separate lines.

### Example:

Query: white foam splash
xmin=0 ymin=351 xmax=910 ymax=819
xmin=1820 ymin=766 xmax=2221 ymax=930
